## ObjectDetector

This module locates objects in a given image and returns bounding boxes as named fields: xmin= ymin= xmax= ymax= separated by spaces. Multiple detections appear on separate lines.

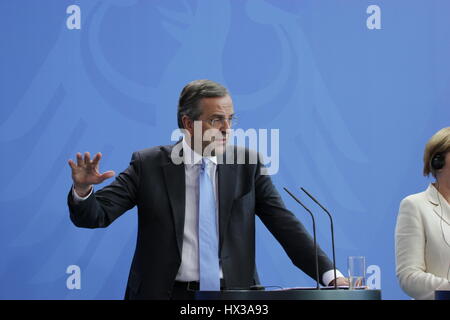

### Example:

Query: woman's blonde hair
xmin=423 ymin=127 xmax=450 ymax=177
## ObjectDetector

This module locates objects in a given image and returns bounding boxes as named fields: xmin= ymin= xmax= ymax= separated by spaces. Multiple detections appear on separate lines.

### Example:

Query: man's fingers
xmin=76 ymin=153 xmax=83 ymax=166
xmin=68 ymin=159 xmax=76 ymax=170
xmin=92 ymin=152 xmax=102 ymax=166
xmin=84 ymin=152 xmax=91 ymax=165
xmin=99 ymin=170 xmax=115 ymax=181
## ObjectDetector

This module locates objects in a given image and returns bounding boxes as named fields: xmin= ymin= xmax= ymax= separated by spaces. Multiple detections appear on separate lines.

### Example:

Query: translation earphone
xmin=431 ymin=153 xmax=446 ymax=171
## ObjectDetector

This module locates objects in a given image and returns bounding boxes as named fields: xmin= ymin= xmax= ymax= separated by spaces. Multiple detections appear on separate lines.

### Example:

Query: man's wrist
xmin=322 ymin=269 xmax=345 ymax=286
xmin=73 ymin=184 xmax=92 ymax=198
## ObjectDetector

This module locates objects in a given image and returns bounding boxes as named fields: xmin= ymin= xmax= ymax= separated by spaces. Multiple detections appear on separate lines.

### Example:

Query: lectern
xmin=435 ymin=290 xmax=450 ymax=300
xmin=195 ymin=288 xmax=381 ymax=300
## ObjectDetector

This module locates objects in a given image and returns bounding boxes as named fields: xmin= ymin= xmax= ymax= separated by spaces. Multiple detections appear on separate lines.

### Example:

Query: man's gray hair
xmin=177 ymin=79 xmax=229 ymax=129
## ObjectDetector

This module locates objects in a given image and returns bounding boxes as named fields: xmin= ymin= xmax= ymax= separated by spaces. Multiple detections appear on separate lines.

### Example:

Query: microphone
xmin=300 ymin=187 xmax=337 ymax=289
xmin=283 ymin=187 xmax=320 ymax=290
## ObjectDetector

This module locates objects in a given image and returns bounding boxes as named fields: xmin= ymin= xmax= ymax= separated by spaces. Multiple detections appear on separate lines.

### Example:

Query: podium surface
xmin=435 ymin=290 xmax=450 ymax=300
xmin=195 ymin=289 xmax=381 ymax=300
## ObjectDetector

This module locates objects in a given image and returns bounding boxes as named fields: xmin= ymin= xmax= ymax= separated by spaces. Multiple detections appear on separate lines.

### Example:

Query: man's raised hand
xmin=68 ymin=152 xmax=115 ymax=197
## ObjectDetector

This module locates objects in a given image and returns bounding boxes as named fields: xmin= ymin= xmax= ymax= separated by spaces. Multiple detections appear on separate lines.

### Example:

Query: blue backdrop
xmin=1 ymin=0 xmax=449 ymax=300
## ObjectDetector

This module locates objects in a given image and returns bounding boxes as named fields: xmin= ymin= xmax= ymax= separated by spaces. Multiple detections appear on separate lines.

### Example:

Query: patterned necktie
xmin=198 ymin=158 xmax=220 ymax=291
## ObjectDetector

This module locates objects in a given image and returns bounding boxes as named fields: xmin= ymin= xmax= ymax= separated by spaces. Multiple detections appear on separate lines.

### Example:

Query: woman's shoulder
xmin=401 ymin=191 xmax=427 ymax=204
xmin=398 ymin=185 xmax=434 ymax=216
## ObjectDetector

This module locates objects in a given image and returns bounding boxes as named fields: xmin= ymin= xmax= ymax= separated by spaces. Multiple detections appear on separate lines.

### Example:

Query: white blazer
xmin=395 ymin=184 xmax=450 ymax=300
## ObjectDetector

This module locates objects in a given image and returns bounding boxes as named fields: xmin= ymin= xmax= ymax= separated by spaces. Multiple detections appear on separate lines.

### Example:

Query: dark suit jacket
xmin=67 ymin=142 xmax=333 ymax=299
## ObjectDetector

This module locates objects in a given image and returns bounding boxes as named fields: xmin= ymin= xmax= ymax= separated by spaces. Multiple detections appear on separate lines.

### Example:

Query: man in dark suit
xmin=67 ymin=79 xmax=347 ymax=300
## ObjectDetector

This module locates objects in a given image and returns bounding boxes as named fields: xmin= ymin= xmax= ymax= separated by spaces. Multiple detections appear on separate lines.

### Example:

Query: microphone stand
xmin=283 ymin=187 xmax=320 ymax=290
xmin=301 ymin=187 xmax=337 ymax=289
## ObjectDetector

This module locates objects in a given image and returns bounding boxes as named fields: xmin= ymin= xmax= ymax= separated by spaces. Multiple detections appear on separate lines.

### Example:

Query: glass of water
xmin=348 ymin=256 xmax=366 ymax=289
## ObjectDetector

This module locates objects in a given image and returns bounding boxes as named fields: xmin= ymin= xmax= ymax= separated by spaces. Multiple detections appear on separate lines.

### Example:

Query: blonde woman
xmin=395 ymin=127 xmax=450 ymax=299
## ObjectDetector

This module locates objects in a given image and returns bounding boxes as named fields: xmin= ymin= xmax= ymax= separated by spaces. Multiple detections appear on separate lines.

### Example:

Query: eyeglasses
xmin=202 ymin=116 xmax=237 ymax=129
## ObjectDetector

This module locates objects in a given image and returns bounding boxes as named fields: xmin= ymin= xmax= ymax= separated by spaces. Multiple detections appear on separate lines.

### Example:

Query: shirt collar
xmin=182 ymin=136 xmax=217 ymax=167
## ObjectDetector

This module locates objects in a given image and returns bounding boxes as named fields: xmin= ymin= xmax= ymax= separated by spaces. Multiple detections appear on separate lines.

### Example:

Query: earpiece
xmin=431 ymin=153 xmax=445 ymax=171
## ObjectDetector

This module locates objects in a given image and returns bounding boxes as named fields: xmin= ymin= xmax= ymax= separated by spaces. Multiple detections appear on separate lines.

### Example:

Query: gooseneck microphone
xmin=300 ymin=187 xmax=337 ymax=289
xmin=283 ymin=187 xmax=320 ymax=290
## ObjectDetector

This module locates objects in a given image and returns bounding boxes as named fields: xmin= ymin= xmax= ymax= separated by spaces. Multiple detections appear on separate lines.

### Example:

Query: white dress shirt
xmin=72 ymin=137 xmax=342 ymax=286
xmin=396 ymin=184 xmax=450 ymax=299
xmin=175 ymin=137 xmax=223 ymax=281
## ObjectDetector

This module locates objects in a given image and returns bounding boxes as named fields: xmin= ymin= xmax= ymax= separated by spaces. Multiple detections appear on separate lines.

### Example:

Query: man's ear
xmin=181 ymin=115 xmax=194 ymax=136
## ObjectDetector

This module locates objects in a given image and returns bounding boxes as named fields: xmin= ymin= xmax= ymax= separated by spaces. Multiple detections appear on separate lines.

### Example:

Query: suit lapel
xmin=161 ymin=143 xmax=186 ymax=258
xmin=432 ymin=203 xmax=450 ymax=226
xmin=217 ymin=162 xmax=237 ymax=253
xmin=426 ymin=184 xmax=450 ymax=225
xmin=161 ymin=142 xmax=239 ymax=257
